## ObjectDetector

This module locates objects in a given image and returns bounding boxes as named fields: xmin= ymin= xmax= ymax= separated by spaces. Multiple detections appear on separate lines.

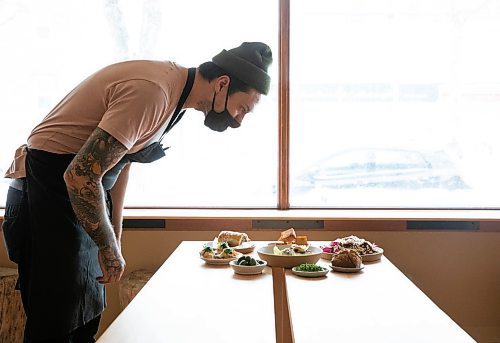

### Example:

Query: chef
xmin=2 ymin=42 xmax=272 ymax=342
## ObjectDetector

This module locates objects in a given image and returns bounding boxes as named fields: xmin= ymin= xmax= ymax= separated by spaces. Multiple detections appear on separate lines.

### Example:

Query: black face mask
xmin=204 ymin=89 xmax=241 ymax=132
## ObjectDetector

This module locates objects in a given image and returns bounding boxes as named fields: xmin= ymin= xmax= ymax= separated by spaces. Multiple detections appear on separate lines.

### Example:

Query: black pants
xmin=24 ymin=315 xmax=101 ymax=343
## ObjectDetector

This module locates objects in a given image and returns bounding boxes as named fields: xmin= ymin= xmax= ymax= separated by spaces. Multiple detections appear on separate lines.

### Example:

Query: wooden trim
xmin=3 ymin=210 xmax=500 ymax=231
xmin=278 ymin=0 xmax=290 ymax=210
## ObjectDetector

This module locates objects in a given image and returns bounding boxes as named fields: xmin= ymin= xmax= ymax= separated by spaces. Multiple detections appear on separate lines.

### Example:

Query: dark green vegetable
xmin=296 ymin=263 xmax=325 ymax=272
xmin=236 ymin=256 xmax=264 ymax=266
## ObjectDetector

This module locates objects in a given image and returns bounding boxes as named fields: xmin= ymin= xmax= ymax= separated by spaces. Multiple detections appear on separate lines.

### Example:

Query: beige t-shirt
xmin=5 ymin=60 xmax=187 ymax=178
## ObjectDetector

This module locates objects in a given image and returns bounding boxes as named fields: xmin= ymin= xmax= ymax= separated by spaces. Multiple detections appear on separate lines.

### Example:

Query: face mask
xmin=204 ymin=88 xmax=241 ymax=132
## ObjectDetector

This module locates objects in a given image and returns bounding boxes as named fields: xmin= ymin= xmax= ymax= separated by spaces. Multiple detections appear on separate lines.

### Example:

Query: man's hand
xmin=97 ymin=244 xmax=126 ymax=284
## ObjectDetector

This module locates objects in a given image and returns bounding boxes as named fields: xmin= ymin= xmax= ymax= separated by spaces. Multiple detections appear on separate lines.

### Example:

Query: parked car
xmin=294 ymin=148 xmax=467 ymax=191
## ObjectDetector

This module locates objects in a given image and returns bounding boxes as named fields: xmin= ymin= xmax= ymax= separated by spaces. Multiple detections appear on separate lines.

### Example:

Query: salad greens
xmin=295 ymin=263 xmax=325 ymax=272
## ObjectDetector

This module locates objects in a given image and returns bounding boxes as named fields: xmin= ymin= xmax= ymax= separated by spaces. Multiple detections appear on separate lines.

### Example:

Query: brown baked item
xmin=217 ymin=231 xmax=250 ymax=247
xmin=331 ymin=249 xmax=362 ymax=268
xmin=295 ymin=235 xmax=308 ymax=245
xmin=278 ymin=228 xmax=296 ymax=244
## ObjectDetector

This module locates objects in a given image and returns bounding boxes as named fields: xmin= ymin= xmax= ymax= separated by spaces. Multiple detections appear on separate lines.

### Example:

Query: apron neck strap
xmin=160 ymin=67 xmax=196 ymax=141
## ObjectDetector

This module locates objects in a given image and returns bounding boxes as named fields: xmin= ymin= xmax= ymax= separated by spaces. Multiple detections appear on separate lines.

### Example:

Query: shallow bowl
xmin=257 ymin=245 xmax=322 ymax=269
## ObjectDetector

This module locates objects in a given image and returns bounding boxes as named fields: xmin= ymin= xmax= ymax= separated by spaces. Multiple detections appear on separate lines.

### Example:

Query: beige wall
xmin=1 ymin=228 xmax=499 ymax=343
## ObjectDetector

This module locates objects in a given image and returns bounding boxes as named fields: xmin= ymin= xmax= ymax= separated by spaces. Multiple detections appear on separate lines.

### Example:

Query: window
xmin=290 ymin=0 xmax=500 ymax=208
xmin=0 ymin=0 xmax=278 ymax=207
xmin=2 ymin=0 xmax=500 ymax=210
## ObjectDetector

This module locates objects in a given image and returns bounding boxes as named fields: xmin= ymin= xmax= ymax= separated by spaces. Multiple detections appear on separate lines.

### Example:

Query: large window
xmin=1 ymin=0 xmax=500 ymax=209
xmin=0 ymin=0 xmax=278 ymax=207
xmin=290 ymin=0 xmax=500 ymax=208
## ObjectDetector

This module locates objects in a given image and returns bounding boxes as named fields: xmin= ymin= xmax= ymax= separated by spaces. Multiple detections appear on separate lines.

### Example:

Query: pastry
xmin=217 ymin=231 xmax=250 ymax=247
xmin=331 ymin=249 xmax=362 ymax=268
xmin=278 ymin=228 xmax=296 ymax=245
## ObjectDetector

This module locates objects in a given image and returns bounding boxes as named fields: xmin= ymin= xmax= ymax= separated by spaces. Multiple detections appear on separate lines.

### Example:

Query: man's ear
xmin=215 ymin=75 xmax=230 ymax=92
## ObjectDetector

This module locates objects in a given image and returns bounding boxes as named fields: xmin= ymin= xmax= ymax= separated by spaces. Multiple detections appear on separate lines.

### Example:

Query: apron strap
xmin=159 ymin=67 xmax=196 ymax=142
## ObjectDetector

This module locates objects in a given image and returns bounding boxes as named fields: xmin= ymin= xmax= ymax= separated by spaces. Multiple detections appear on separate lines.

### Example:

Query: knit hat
xmin=212 ymin=42 xmax=273 ymax=95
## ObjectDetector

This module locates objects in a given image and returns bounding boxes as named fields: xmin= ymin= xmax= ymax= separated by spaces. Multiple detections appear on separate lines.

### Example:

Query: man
xmin=2 ymin=42 xmax=272 ymax=342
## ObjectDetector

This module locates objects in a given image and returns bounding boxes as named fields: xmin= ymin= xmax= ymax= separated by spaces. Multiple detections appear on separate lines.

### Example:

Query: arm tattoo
xmin=65 ymin=127 xmax=128 ymax=248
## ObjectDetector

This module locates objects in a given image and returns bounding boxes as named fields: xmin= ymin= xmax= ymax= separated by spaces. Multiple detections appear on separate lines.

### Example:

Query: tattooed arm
xmin=110 ymin=162 xmax=131 ymax=248
xmin=64 ymin=127 xmax=128 ymax=284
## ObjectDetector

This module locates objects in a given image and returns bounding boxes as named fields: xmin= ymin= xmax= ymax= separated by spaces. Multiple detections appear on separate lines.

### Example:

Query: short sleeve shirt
xmin=5 ymin=60 xmax=187 ymax=178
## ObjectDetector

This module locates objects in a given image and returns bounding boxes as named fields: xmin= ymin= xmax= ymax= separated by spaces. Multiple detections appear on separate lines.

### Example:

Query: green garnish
xmin=296 ymin=263 xmax=325 ymax=272
xmin=219 ymin=242 xmax=230 ymax=249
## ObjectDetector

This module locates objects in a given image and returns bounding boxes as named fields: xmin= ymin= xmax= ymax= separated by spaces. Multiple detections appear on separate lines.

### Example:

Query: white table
xmin=98 ymin=241 xmax=475 ymax=343
xmin=98 ymin=241 xmax=276 ymax=343
xmin=285 ymin=249 xmax=476 ymax=342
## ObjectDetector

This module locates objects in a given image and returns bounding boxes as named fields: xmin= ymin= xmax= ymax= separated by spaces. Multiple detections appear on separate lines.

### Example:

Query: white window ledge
xmin=120 ymin=208 xmax=500 ymax=221
xmin=2 ymin=208 xmax=500 ymax=221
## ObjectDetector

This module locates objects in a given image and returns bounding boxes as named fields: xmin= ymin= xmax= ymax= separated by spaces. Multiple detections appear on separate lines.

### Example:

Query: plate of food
xmin=320 ymin=235 xmax=383 ymax=262
xmin=199 ymin=244 xmax=241 ymax=265
xmin=214 ymin=231 xmax=255 ymax=253
xmin=257 ymin=244 xmax=322 ymax=268
xmin=230 ymin=256 xmax=267 ymax=275
xmin=205 ymin=240 xmax=256 ymax=254
xmin=292 ymin=263 xmax=329 ymax=278
xmin=330 ymin=249 xmax=364 ymax=273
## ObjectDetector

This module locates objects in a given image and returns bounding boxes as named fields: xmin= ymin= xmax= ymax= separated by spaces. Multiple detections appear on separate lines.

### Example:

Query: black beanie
xmin=211 ymin=42 xmax=273 ymax=95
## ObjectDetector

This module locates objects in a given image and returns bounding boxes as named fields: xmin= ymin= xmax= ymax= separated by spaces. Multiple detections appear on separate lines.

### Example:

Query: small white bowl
xmin=229 ymin=259 xmax=267 ymax=275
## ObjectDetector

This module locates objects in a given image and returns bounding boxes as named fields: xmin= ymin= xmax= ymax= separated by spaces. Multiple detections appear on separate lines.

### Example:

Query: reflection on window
xmin=0 ymin=0 xmax=278 ymax=207
xmin=290 ymin=0 xmax=500 ymax=208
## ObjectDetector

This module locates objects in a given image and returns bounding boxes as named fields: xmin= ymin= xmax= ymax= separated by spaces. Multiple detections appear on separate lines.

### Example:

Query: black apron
xmin=18 ymin=67 xmax=195 ymax=340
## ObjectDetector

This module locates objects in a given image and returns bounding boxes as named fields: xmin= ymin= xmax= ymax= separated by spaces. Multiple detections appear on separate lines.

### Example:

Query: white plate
xmin=321 ymin=247 xmax=383 ymax=262
xmin=229 ymin=260 xmax=267 ymax=275
xmin=291 ymin=266 xmax=329 ymax=278
xmin=200 ymin=255 xmax=240 ymax=265
xmin=330 ymin=264 xmax=365 ymax=273
xmin=205 ymin=241 xmax=255 ymax=253
xmin=233 ymin=242 xmax=256 ymax=254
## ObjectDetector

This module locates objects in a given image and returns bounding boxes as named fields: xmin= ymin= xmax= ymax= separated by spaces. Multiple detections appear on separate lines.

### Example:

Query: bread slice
xmin=294 ymin=235 xmax=308 ymax=245
xmin=278 ymin=228 xmax=296 ymax=244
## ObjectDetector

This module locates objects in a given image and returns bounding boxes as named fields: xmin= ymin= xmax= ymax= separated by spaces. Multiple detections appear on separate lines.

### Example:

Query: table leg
xmin=272 ymin=267 xmax=294 ymax=343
